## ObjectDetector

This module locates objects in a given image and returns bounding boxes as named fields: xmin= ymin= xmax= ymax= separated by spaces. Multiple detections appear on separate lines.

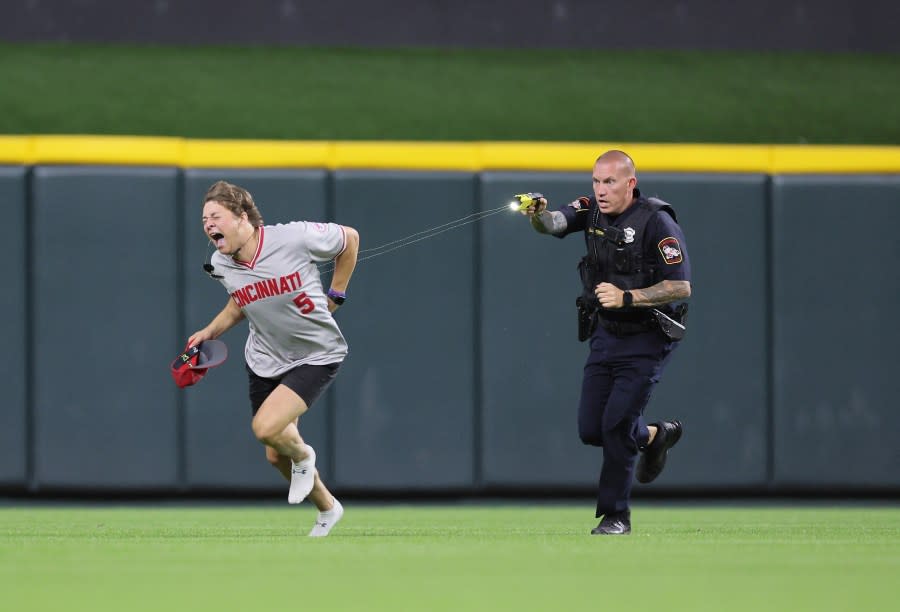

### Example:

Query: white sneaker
xmin=288 ymin=445 xmax=316 ymax=504
xmin=309 ymin=498 xmax=344 ymax=537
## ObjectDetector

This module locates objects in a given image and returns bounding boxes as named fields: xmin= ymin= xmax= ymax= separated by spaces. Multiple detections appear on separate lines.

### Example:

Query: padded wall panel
xmin=480 ymin=173 xmax=601 ymax=488
xmin=0 ymin=167 xmax=27 ymax=486
xmin=31 ymin=166 xmax=179 ymax=489
xmin=331 ymin=171 xmax=477 ymax=489
xmin=771 ymin=175 xmax=900 ymax=487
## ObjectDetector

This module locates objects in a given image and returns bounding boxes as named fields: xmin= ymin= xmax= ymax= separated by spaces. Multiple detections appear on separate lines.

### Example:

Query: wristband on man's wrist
xmin=327 ymin=288 xmax=347 ymax=305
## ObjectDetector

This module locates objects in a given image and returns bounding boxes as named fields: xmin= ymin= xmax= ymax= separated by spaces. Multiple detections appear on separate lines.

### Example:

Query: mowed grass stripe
xmin=1 ymin=505 xmax=898 ymax=612
xmin=0 ymin=44 xmax=897 ymax=144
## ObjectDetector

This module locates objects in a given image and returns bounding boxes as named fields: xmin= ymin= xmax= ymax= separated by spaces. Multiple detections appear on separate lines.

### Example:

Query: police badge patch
xmin=658 ymin=237 xmax=683 ymax=264
xmin=568 ymin=196 xmax=591 ymax=212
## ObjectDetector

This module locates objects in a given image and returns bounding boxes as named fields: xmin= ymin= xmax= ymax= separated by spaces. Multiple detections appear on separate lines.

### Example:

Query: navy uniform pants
xmin=577 ymin=326 xmax=676 ymax=518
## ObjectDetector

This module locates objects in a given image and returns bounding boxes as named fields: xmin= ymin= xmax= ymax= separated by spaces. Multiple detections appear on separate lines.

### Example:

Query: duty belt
xmin=596 ymin=315 xmax=656 ymax=337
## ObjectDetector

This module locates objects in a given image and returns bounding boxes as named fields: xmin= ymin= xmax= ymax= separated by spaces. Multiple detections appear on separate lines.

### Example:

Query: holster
xmin=650 ymin=303 xmax=689 ymax=341
xmin=576 ymin=257 xmax=601 ymax=342
xmin=576 ymin=296 xmax=598 ymax=342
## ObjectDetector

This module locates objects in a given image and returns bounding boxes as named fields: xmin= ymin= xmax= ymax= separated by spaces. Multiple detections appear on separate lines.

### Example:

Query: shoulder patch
xmin=313 ymin=222 xmax=327 ymax=232
xmin=568 ymin=196 xmax=591 ymax=212
xmin=658 ymin=237 xmax=683 ymax=264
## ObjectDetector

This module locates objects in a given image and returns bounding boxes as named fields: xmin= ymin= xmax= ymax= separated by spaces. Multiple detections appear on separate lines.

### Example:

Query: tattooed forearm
xmin=631 ymin=280 xmax=691 ymax=306
xmin=530 ymin=210 xmax=568 ymax=235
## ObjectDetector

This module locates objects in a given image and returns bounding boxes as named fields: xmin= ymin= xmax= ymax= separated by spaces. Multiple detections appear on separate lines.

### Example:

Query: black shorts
xmin=247 ymin=362 xmax=341 ymax=416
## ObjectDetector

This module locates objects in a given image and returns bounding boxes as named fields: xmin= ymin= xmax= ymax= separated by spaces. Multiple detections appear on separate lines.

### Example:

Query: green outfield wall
xmin=2 ymin=138 xmax=898 ymax=496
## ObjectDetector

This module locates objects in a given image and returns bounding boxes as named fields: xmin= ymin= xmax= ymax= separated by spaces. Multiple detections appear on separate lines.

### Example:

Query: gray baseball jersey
xmin=210 ymin=221 xmax=348 ymax=378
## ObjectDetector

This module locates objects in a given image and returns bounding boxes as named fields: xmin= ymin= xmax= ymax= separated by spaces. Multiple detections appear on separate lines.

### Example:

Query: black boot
xmin=636 ymin=420 xmax=683 ymax=484
xmin=591 ymin=511 xmax=631 ymax=535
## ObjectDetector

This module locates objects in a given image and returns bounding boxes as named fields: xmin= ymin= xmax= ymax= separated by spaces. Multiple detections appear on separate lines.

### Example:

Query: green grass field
xmin=2 ymin=504 xmax=898 ymax=612
xmin=1 ymin=44 xmax=898 ymax=144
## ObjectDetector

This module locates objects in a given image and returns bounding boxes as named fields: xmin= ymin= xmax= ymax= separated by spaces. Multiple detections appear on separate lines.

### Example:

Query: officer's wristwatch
xmin=622 ymin=291 xmax=633 ymax=307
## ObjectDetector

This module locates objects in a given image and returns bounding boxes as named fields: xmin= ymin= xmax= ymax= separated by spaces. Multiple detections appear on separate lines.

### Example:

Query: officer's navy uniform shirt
xmin=556 ymin=187 xmax=691 ymax=306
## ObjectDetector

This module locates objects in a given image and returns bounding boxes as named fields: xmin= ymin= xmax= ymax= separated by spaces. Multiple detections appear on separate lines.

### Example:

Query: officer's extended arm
xmin=523 ymin=197 xmax=568 ymax=235
xmin=530 ymin=210 xmax=568 ymax=235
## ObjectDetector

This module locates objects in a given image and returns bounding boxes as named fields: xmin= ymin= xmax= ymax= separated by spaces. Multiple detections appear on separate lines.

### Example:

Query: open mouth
xmin=209 ymin=232 xmax=225 ymax=248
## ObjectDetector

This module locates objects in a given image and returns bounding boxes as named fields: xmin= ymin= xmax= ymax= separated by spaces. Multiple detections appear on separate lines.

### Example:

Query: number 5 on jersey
xmin=292 ymin=292 xmax=315 ymax=314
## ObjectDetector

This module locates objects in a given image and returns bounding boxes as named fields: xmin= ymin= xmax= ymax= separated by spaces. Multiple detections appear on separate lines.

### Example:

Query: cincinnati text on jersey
xmin=230 ymin=271 xmax=303 ymax=307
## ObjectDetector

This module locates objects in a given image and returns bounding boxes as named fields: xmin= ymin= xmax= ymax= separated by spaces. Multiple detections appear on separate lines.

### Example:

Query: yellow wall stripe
xmin=26 ymin=135 xmax=184 ymax=166
xmin=183 ymin=139 xmax=332 ymax=169
xmin=0 ymin=135 xmax=31 ymax=163
xmin=770 ymin=145 xmax=900 ymax=174
xmin=333 ymin=141 xmax=480 ymax=171
xmin=0 ymin=135 xmax=898 ymax=173
xmin=476 ymin=143 xmax=776 ymax=173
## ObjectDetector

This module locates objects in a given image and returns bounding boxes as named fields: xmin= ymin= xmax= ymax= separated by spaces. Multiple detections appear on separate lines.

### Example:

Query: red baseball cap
xmin=170 ymin=339 xmax=229 ymax=388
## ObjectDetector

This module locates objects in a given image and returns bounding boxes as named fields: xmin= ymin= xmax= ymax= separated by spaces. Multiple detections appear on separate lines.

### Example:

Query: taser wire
xmin=317 ymin=204 xmax=511 ymax=274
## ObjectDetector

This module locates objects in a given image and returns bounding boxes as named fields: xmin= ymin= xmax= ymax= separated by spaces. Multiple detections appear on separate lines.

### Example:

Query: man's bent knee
xmin=579 ymin=426 xmax=604 ymax=447
xmin=251 ymin=415 xmax=285 ymax=445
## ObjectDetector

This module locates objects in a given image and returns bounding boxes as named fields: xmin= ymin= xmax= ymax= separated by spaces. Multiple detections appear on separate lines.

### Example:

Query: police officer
xmin=522 ymin=150 xmax=691 ymax=535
